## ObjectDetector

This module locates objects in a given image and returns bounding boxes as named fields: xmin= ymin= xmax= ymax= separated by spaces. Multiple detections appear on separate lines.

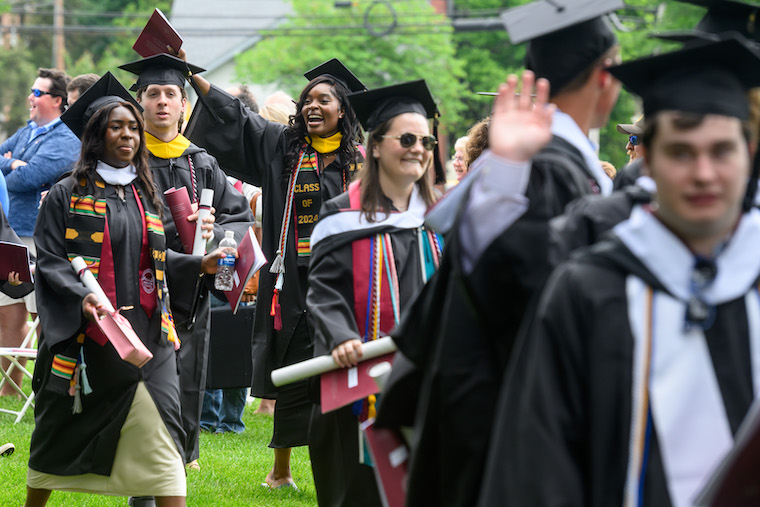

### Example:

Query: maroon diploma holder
xmin=91 ymin=308 xmax=153 ymax=368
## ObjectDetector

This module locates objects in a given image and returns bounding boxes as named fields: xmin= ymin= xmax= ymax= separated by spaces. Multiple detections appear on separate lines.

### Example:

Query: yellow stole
xmin=308 ymin=131 xmax=342 ymax=154
xmin=145 ymin=132 xmax=191 ymax=159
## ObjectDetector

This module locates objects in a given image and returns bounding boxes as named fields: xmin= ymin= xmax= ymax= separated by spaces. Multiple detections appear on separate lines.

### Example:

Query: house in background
xmin=170 ymin=0 xmax=290 ymax=104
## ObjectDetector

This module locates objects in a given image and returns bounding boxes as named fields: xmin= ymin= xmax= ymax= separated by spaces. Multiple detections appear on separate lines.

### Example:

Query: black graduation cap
xmin=348 ymin=80 xmax=437 ymax=132
xmin=347 ymin=80 xmax=445 ymax=183
xmin=119 ymin=53 xmax=205 ymax=92
xmin=500 ymin=0 xmax=623 ymax=96
xmin=303 ymin=58 xmax=366 ymax=93
xmin=651 ymin=0 xmax=760 ymax=45
xmin=608 ymin=35 xmax=760 ymax=120
xmin=60 ymin=71 xmax=143 ymax=139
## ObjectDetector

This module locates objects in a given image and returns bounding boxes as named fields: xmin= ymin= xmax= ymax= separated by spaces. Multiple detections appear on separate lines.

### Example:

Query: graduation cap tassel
xmin=71 ymin=366 xmax=83 ymax=414
xmin=270 ymin=288 xmax=282 ymax=331
xmin=79 ymin=348 xmax=93 ymax=396
xmin=433 ymin=114 xmax=446 ymax=185
xmin=742 ymin=140 xmax=760 ymax=212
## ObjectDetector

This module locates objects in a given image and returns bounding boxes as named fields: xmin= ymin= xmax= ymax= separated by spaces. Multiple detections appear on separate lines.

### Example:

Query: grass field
xmin=0 ymin=393 xmax=318 ymax=506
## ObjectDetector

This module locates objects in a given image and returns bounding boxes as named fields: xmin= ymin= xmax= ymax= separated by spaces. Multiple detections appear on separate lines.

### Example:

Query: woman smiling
xmin=306 ymin=80 xmax=443 ymax=506
xmin=186 ymin=56 xmax=366 ymax=490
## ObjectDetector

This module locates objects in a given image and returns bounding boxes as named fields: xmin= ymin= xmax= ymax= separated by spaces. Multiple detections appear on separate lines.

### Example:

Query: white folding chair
xmin=0 ymin=316 xmax=39 ymax=423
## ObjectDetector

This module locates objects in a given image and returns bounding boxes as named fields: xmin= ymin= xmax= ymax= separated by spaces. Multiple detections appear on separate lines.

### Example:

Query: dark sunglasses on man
xmin=31 ymin=88 xmax=54 ymax=98
xmin=628 ymin=134 xmax=641 ymax=146
xmin=381 ymin=132 xmax=438 ymax=151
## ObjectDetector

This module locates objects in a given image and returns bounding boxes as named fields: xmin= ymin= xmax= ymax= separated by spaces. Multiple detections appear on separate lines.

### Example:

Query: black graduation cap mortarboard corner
xmin=651 ymin=0 xmax=760 ymax=45
xmin=347 ymin=80 xmax=438 ymax=132
xmin=608 ymin=35 xmax=760 ymax=120
xmin=500 ymin=0 xmax=623 ymax=96
xmin=118 ymin=53 xmax=205 ymax=92
xmin=61 ymin=72 xmax=143 ymax=140
xmin=347 ymin=80 xmax=445 ymax=183
xmin=303 ymin=58 xmax=366 ymax=94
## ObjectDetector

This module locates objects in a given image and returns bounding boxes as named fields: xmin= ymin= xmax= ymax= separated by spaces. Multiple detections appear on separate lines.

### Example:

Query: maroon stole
xmin=349 ymin=180 xmax=399 ymax=341
xmin=86 ymin=185 xmax=158 ymax=345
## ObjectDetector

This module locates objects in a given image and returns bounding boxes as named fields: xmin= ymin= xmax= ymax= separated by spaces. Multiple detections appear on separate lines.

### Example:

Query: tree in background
xmin=234 ymin=0 xmax=467 ymax=132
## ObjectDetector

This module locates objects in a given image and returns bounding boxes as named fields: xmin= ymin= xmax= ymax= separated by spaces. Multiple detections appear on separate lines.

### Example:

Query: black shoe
xmin=127 ymin=497 xmax=156 ymax=507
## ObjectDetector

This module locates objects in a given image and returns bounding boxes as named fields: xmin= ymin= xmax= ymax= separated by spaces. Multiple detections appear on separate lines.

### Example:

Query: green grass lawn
xmin=0 ymin=393 xmax=317 ymax=506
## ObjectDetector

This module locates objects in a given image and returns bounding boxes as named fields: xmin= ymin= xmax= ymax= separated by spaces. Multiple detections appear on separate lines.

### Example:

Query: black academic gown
xmin=394 ymin=136 xmax=600 ymax=507
xmin=185 ymin=86 xmax=360 ymax=407
xmin=306 ymin=192 xmax=431 ymax=507
xmin=478 ymin=222 xmax=758 ymax=507
xmin=30 ymin=178 xmax=185 ymax=476
xmin=0 ymin=204 xmax=34 ymax=299
xmin=149 ymin=141 xmax=254 ymax=463
xmin=548 ymin=182 xmax=652 ymax=268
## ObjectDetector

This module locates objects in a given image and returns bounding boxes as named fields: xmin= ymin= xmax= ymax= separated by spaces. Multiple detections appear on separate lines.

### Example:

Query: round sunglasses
xmin=629 ymin=134 xmax=641 ymax=146
xmin=381 ymin=133 xmax=437 ymax=151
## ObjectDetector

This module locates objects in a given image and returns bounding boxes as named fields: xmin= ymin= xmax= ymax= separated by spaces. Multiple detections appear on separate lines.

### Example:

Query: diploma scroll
xmin=71 ymin=256 xmax=153 ymax=368
xmin=192 ymin=188 xmax=214 ymax=256
xmin=71 ymin=256 xmax=115 ymax=313
xmin=271 ymin=336 xmax=397 ymax=387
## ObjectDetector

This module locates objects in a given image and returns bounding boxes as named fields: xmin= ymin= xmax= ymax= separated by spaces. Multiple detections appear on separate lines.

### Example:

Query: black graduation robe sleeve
xmin=33 ymin=183 xmax=91 ymax=349
xmin=306 ymin=238 xmax=361 ymax=357
xmin=184 ymin=85 xmax=287 ymax=187
xmin=479 ymin=262 xmax=591 ymax=507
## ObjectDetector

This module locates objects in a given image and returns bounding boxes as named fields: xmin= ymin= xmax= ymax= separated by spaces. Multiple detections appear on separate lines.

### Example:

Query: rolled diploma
xmin=271 ymin=336 xmax=397 ymax=387
xmin=192 ymin=188 xmax=214 ymax=256
xmin=70 ymin=256 xmax=116 ymax=313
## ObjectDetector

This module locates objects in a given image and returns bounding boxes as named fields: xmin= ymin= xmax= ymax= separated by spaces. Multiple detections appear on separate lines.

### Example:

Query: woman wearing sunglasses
xmin=305 ymin=80 xmax=443 ymax=506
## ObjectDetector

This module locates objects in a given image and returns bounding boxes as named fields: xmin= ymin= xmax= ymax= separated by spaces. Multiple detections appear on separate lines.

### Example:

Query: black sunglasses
xmin=382 ymin=133 xmax=437 ymax=151
xmin=629 ymin=134 xmax=641 ymax=146
xmin=31 ymin=88 xmax=54 ymax=98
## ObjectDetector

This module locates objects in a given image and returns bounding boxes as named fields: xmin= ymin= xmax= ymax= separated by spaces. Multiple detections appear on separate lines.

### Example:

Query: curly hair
xmin=465 ymin=116 xmax=490 ymax=167
xmin=71 ymin=101 xmax=163 ymax=218
xmin=282 ymin=75 xmax=363 ymax=171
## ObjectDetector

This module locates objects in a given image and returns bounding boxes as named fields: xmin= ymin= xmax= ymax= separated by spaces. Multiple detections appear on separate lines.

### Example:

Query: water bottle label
xmin=218 ymin=256 xmax=235 ymax=267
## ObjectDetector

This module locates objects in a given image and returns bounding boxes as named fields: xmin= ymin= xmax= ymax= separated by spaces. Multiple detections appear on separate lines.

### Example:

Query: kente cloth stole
xmin=66 ymin=178 xmax=179 ymax=349
xmin=293 ymin=150 xmax=320 ymax=259
xmin=268 ymin=142 xmax=360 ymax=331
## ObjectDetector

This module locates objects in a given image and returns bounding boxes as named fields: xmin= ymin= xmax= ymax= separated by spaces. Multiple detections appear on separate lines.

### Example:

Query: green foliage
xmin=0 ymin=46 xmax=37 ymax=134
xmin=235 ymin=0 xmax=468 ymax=132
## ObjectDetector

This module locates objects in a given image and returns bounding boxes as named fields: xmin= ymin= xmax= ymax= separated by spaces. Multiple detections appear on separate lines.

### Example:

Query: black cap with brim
xmin=348 ymin=80 xmax=438 ymax=132
xmin=501 ymin=0 xmax=623 ymax=96
xmin=303 ymin=58 xmax=366 ymax=94
xmin=608 ymin=35 xmax=760 ymax=120
xmin=119 ymin=53 xmax=205 ymax=92
xmin=61 ymin=72 xmax=143 ymax=139
xmin=650 ymin=0 xmax=760 ymax=45
xmin=348 ymin=80 xmax=445 ymax=184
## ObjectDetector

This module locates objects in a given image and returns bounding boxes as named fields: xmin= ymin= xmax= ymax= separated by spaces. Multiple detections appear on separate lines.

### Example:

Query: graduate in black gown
xmin=119 ymin=54 xmax=255 ymax=470
xmin=306 ymin=81 xmax=443 ymax=507
xmin=25 ymin=74 xmax=230 ymax=507
xmin=389 ymin=2 xmax=624 ymax=506
xmin=183 ymin=54 xmax=365 ymax=489
xmin=479 ymin=34 xmax=760 ymax=507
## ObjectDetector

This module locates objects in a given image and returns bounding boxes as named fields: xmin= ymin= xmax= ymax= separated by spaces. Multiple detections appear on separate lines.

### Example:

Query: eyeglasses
xmin=31 ymin=88 xmax=53 ymax=98
xmin=629 ymin=135 xmax=641 ymax=146
xmin=381 ymin=133 xmax=437 ymax=151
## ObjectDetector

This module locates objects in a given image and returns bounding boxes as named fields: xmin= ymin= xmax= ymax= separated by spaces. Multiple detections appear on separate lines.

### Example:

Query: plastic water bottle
xmin=214 ymin=231 xmax=237 ymax=291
